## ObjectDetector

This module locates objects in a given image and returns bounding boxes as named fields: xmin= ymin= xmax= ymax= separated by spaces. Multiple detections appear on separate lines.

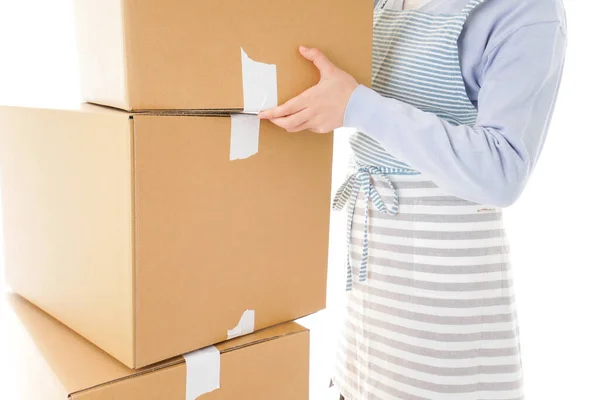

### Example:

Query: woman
xmin=259 ymin=0 xmax=567 ymax=398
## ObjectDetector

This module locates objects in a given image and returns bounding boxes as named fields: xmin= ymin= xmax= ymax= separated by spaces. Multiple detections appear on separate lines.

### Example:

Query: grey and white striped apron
xmin=332 ymin=0 xmax=524 ymax=399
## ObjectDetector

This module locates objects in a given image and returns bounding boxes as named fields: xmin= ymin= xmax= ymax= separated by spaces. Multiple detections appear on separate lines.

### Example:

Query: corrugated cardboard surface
xmin=133 ymin=114 xmax=331 ymax=367
xmin=74 ymin=0 xmax=130 ymax=111
xmin=1 ymin=294 xmax=310 ymax=400
xmin=0 ymin=104 xmax=136 ymax=367
xmin=0 ymin=104 xmax=331 ymax=368
xmin=74 ymin=0 xmax=373 ymax=110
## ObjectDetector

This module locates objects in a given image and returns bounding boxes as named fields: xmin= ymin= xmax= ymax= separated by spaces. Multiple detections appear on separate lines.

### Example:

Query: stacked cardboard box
xmin=0 ymin=0 xmax=372 ymax=398
xmin=1 ymin=293 xmax=310 ymax=399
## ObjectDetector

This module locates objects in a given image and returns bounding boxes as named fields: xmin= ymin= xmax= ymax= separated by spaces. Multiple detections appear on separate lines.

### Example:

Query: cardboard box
xmin=74 ymin=0 xmax=373 ymax=111
xmin=1 ymin=293 xmax=310 ymax=400
xmin=0 ymin=103 xmax=331 ymax=369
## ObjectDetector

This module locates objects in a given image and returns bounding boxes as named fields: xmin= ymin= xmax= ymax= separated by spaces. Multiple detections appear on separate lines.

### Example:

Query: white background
xmin=1 ymin=1 xmax=599 ymax=399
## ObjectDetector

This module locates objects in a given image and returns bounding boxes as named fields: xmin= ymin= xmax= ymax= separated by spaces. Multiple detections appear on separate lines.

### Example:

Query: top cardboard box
xmin=74 ymin=0 xmax=373 ymax=111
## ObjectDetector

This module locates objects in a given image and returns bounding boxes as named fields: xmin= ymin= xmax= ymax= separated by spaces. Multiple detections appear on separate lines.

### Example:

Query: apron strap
xmin=459 ymin=0 xmax=487 ymax=24
xmin=333 ymin=164 xmax=413 ymax=290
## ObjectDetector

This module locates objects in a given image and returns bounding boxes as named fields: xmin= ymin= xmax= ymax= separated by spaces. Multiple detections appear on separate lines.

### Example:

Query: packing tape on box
xmin=229 ymin=48 xmax=278 ymax=161
xmin=229 ymin=114 xmax=260 ymax=160
xmin=182 ymin=310 xmax=255 ymax=399
xmin=183 ymin=345 xmax=221 ymax=400
xmin=227 ymin=309 xmax=256 ymax=340
xmin=241 ymin=48 xmax=278 ymax=114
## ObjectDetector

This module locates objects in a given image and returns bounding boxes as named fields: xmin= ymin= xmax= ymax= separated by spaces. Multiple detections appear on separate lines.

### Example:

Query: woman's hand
xmin=257 ymin=46 xmax=359 ymax=133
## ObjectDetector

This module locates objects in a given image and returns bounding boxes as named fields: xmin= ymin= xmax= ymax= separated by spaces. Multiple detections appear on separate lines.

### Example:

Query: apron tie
xmin=333 ymin=164 xmax=414 ymax=290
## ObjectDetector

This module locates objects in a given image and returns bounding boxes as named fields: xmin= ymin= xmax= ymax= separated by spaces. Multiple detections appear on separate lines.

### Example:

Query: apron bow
xmin=333 ymin=164 xmax=412 ymax=290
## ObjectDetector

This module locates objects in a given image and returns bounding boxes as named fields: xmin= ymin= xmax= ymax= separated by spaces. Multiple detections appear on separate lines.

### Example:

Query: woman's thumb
xmin=300 ymin=46 xmax=334 ymax=76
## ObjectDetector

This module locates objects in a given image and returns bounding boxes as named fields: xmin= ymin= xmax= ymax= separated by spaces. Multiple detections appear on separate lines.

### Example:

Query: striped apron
xmin=332 ymin=1 xmax=524 ymax=399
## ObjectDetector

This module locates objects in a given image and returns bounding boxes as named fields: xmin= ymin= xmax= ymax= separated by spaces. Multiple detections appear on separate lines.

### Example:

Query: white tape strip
xmin=229 ymin=48 xmax=278 ymax=161
xmin=183 ymin=345 xmax=220 ymax=400
xmin=241 ymin=48 xmax=278 ymax=113
xmin=230 ymin=114 xmax=260 ymax=161
xmin=227 ymin=309 xmax=256 ymax=340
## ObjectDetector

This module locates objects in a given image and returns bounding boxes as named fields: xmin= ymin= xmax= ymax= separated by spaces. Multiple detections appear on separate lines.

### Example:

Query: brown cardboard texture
xmin=1 ymin=293 xmax=310 ymax=400
xmin=0 ymin=103 xmax=331 ymax=369
xmin=73 ymin=0 xmax=373 ymax=111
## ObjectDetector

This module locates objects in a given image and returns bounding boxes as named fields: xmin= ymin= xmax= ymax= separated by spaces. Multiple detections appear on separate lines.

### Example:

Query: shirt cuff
xmin=343 ymin=84 xmax=383 ymax=131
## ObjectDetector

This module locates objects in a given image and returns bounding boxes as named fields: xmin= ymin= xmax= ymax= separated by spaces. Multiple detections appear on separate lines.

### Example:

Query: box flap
xmin=215 ymin=320 xmax=307 ymax=354
xmin=1 ymin=293 xmax=307 ymax=398
xmin=0 ymin=102 xmax=261 ymax=117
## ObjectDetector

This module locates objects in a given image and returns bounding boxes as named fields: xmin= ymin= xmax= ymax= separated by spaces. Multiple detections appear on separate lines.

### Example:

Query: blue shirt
xmin=344 ymin=0 xmax=567 ymax=207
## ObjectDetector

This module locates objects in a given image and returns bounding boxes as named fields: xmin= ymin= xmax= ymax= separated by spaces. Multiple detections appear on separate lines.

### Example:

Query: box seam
xmin=131 ymin=115 xmax=138 ymax=368
xmin=68 ymin=329 xmax=306 ymax=398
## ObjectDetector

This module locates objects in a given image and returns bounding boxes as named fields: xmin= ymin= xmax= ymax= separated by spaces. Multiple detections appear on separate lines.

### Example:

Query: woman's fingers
xmin=270 ymin=108 xmax=315 ymax=132
xmin=258 ymin=90 xmax=310 ymax=120
xmin=289 ymin=120 xmax=313 ymax=133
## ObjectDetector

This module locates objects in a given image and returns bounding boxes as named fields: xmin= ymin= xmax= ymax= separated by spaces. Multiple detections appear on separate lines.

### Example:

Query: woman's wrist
xmin=343 ymin=84 xmax=381 ymax=131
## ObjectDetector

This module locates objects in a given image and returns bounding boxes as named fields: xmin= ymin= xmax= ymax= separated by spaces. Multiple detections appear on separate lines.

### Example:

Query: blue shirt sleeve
xmin=343 ymin=21 xmax=567 ymax=207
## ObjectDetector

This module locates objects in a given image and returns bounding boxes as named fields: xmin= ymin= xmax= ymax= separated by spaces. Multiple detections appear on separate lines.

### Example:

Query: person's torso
xmin=349 ymin=0 xmax=485 ymax=171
